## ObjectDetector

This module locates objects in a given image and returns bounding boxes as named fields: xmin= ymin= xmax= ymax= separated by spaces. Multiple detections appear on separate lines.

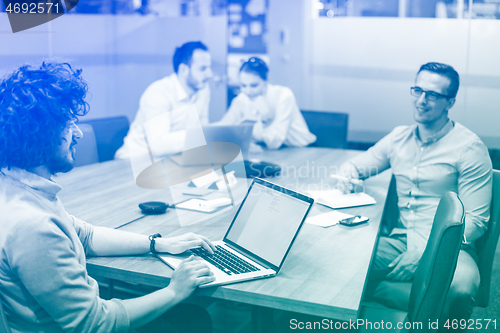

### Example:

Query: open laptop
xmin=169 ymin=124 xmax=253 ymax=166
xmin=158 ymin=178 xmax=314 ymax=287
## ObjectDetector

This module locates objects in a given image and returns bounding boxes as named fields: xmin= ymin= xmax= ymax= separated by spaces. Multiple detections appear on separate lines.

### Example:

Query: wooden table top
xmin=56 ymin=147 xmax=391 ymax=321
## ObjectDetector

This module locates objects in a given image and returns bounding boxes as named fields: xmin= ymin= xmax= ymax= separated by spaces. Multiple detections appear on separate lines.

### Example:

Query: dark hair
xmin=417 ymin=62 xmax=460 ymax=98
xmin=240 ymin=57 xmax=268 ymax=80
xmin=0 ymin=62 xmax=89 ymax=170
xmin=173 ymin=41 xmax=208 ymax=73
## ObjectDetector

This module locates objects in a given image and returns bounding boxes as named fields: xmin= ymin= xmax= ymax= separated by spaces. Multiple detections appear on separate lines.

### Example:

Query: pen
xmin=329 ymin=174 xmax=363 ymax=185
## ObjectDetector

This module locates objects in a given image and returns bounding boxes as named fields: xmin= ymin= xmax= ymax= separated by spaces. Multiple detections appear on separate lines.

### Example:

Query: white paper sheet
xmin=306 ymin=190 xmax=376 ymax=209
xmin=306 ymin=210 xmax=354 ymax=227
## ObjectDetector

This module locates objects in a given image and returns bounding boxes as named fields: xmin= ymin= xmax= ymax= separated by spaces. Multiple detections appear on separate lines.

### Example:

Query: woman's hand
xmin=251 ymin=116 xmax=264 ymax=142
xmin=249 ymin=142 xmax=264 ymax=154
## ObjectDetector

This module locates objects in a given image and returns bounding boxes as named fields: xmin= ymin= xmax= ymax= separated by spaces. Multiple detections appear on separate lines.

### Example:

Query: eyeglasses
xmin=410 ymin=87 xmax=452 ymax=101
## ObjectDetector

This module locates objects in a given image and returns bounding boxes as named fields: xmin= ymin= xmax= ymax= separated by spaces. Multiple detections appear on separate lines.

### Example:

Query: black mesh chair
xmin=300 ymin=110 xmax=348 ymax=149
xmin=79 ymin=116 xmax=130 ymax=162
xmin=73 ymin=124 xmax=99 ymax=167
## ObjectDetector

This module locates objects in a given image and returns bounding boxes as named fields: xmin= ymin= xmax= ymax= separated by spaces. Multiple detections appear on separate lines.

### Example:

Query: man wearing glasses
xmin=337 ymin=62 xmax=492 ymax=326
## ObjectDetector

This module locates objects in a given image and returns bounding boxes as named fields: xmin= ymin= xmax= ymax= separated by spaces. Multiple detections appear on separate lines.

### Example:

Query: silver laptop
xmin=169 ymin=124 xmax=253 ymax=166
xmin=158 ymin=178 xmax=314 ymax=287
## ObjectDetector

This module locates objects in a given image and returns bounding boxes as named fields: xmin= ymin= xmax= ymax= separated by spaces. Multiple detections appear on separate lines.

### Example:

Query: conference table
xmin=56 ymin=147 xmax=391 ymax=330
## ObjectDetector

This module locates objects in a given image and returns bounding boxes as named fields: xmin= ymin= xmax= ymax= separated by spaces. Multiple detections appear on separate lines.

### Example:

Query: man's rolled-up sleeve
xmin=348 ymin=126 xmax=405 ymax=178
xmin=7 ymin=217 xmax=130 ymax=333
xmin=457 ymin=139 xmax=493 ymax=242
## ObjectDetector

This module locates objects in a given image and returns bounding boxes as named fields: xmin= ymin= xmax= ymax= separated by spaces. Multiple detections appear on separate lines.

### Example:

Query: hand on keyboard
xmin=155 ymin=232 xmax=216 ymax=255
xmin=168 ymin=255 xmax=215 ymax=300
xmin=191 ymin=245 xmax=260 ymax=275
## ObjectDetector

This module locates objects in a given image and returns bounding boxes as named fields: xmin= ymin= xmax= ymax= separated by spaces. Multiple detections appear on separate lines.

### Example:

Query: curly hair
xmin=0 ymin=62 xmax=89 ymax=170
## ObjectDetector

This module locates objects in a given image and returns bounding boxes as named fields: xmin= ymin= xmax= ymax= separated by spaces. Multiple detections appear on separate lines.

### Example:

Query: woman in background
xmin=219 ymin=57 xmax=316 ymax=151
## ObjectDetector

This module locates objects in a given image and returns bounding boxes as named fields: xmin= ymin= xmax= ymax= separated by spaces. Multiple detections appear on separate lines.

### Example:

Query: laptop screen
xmin=224 ymin=179 xmax=313 ymax=269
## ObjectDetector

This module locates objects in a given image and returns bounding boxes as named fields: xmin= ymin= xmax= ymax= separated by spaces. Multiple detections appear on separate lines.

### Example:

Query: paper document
xmin=306 ymin=210 xmax=353 ymax=227
xmin=306 ymin=189 xmax=376 ymax=209
xmin=175 ymin=198 xmax=232 ymax=213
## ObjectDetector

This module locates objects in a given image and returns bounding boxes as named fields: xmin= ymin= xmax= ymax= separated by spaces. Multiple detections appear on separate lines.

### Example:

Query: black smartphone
xmin=339 ymin=216 xmax=369 ymax=226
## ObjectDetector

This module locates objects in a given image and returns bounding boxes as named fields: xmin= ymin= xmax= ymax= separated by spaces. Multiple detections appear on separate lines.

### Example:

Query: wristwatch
xmin=149 ymin=233 xmax=162 ymax=253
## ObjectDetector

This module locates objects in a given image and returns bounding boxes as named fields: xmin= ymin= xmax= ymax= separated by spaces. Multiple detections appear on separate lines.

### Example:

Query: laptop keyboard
xmin=191 ymin=245 xmax=261 ymax=275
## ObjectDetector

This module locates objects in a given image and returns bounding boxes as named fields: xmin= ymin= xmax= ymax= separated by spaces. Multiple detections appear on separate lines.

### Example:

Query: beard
xmin=186 ymin=73 xmax=205 ymax=92
xmin=47 ymin=142 xmax=76 ymax=175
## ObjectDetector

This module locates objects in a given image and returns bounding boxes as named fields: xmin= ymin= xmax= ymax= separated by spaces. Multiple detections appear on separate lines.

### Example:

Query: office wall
xmin=0 ymin=13 xmax=227 ymax=123
xmin=3 ymin=9 xmax=500 ymax=147
xmin=268 ymin=0 xmax=311 ymax=109
xmin=268 ymin=2 xmax=500 ymax=148
xmin=308 ymin=18 xmax=470 ymax=140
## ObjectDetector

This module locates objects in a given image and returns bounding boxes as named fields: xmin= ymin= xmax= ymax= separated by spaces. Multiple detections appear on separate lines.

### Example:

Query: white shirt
xmin=220 ymin=84 xmax=316 ymax=149
xmin=115 ymin=73 xmax=210 ymax=159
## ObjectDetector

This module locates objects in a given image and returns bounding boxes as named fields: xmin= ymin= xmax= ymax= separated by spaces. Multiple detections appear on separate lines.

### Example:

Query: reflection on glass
xmin=315 ymin=0 xmax=500 ymax=19
xmin=0 ymin=0 xmax=229 ymax=16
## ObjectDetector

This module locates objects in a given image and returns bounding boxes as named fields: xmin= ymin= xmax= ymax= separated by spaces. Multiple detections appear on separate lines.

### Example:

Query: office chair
xmin=380 ymin=175 xmax=399 ymax=236
xmin=0 ymin=298 xmax=12 ymax=333
xmin=300 ymin=110 xmax=348 ymax=149
xmin=79 ymin=116 xmax=130 ymax=162
xmin=73 ymin=124 xmax=99 ymax=167
xmin=361 ymin=192 xmax=465 ymax=333
xmin=475 ymin=169 xmax=500 ymax=307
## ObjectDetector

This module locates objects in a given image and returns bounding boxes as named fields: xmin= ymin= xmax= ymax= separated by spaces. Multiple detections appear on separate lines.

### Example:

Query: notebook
xmin=158 ymin=178 xmax=314 ymax=287
xmin=306 ymin=189 xmax=376 ymax=209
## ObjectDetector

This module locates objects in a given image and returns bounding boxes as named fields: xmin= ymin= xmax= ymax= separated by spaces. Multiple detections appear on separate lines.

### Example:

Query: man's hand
xmin=168 ymin=256 xmax=215 ymax=302
xmin=155 ymin=233 xmax=217 ymax=255
xmin=332 ymin=162 xmax=363 ymax=194
xmin=386 ymin=250 xmax=422 ymax=281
